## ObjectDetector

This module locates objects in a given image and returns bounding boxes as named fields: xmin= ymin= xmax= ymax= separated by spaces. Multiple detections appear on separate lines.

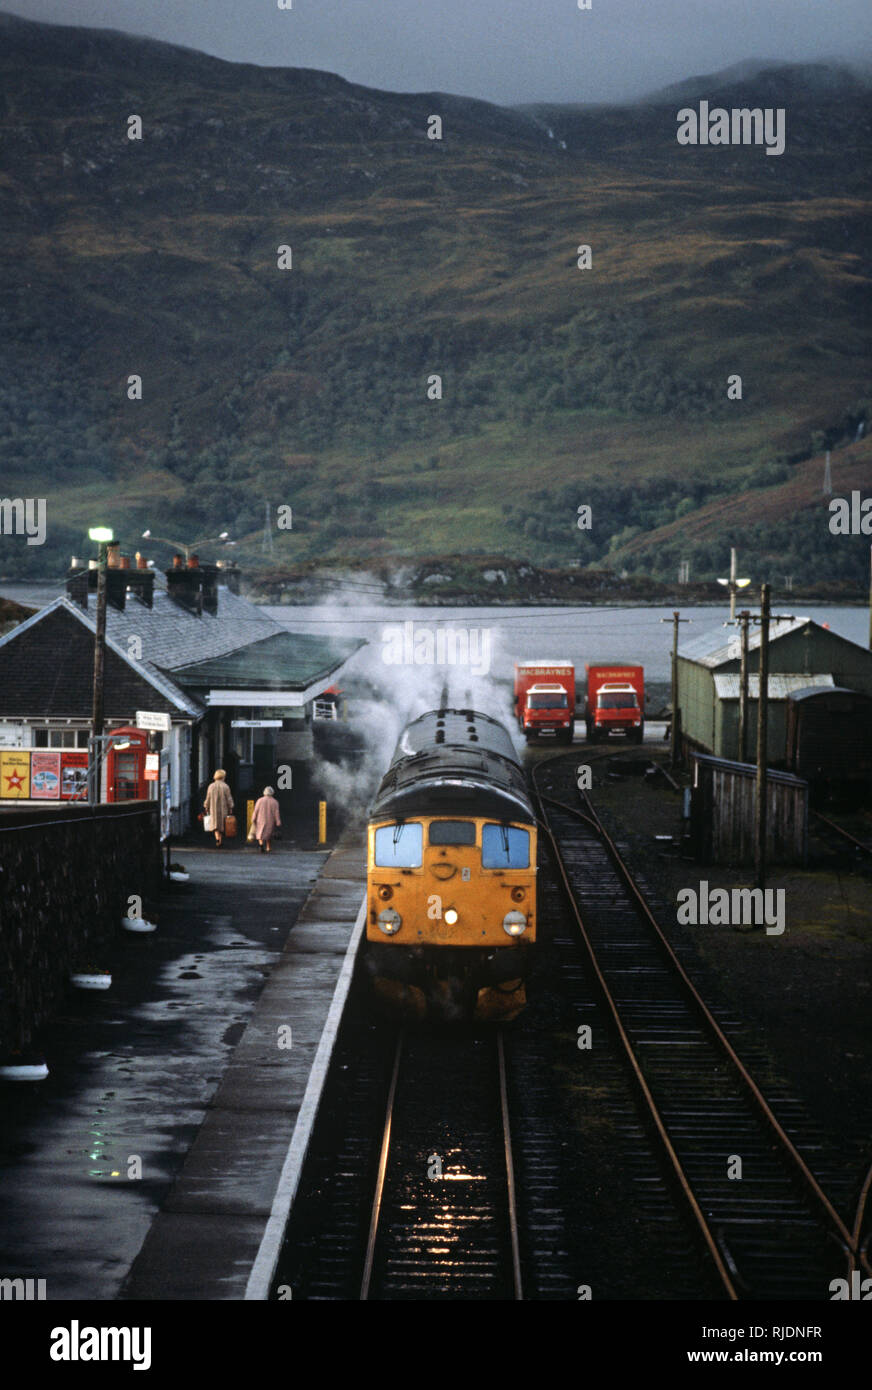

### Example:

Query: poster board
xmin=0 ymin=749 xmax=31 ymax=799
xmin=60 ymin=750 xmax=89 ymax=801
xmin=31 ymin=751 xmax=61 ymax=799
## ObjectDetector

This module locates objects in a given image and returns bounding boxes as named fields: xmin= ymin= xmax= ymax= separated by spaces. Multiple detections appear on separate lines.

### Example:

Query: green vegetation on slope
xmin=0 ymin=13 xmax=869 ymax=587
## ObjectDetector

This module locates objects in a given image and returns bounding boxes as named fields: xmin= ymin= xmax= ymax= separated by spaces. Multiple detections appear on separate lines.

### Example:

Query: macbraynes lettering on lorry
xmin=513 ymin=660 xmax=575 ymax=743
xmin=585 ymin=664 xmax=644 ymax=743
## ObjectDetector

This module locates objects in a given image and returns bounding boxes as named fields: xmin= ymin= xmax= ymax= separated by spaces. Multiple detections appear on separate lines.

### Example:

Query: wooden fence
xmin=690 ymin=753 xmax=808 ymax=866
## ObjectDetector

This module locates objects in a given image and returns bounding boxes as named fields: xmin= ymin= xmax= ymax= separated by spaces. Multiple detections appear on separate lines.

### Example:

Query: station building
xmin=0 ymin=551 xmax=364 ymax=830
xmin=677 ymin=616 xmax=872 ymax=764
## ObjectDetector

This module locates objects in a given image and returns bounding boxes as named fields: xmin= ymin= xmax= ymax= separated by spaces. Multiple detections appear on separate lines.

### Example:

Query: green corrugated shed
xmin=677 ymin=617 xmax=872 ymax=761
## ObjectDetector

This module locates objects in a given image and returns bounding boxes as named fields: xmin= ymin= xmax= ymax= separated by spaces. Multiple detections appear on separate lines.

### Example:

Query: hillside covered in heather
xmin=0 ymin=11 xmax=869 ymax=592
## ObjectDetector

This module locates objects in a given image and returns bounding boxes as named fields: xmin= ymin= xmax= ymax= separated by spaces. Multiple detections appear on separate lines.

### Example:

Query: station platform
xmin=0 ymin=834 xmax=366 ymax=1302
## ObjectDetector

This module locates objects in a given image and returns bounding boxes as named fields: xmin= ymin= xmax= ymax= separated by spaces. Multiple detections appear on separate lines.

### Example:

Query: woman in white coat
xmin=203 ymin=769 xmax=234 ymax=847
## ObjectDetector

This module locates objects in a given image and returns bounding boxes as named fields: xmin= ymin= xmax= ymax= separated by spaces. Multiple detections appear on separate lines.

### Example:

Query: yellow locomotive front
xmin=364 ymin=709 xmax=537 ymax=1021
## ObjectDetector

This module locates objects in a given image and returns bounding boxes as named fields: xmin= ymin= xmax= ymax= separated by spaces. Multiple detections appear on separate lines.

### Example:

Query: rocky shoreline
xmin=249 ymin=557 xmax=865 ymax=609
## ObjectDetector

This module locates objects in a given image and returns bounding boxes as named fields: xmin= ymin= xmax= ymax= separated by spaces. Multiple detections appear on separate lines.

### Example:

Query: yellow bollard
xmin=318 ymin=800 xmax=327 ymax=844
xmin=246 ymin=799 xmax=254 ymax=837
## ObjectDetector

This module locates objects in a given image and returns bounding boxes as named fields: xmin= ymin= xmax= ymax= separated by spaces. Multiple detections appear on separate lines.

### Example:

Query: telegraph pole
xmin=737 ymin=609 xmax=751 ymax=763
xmin=755 ymin=585 xmax=771 ymax=889
xmin=88 ymin=527 xmax=113 ymax=805
xmin=661 ymin=611 xmax=692 ymax=768
xmin=91 ymin=549 xmax=107 ymax=743
xmin=751 ymin=588 xmax=796 ymax=889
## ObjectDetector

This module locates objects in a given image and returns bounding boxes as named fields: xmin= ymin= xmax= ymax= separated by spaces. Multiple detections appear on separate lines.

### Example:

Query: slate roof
xmin=0 ymin=601 xmax=200 ymax=718
xmin=172 ymin=630 xmax=366 ymax=691
xmin=100 ymin=573 xmax=285 ymax=671
xmin=0 ymin=578 xmax=365 ymax=716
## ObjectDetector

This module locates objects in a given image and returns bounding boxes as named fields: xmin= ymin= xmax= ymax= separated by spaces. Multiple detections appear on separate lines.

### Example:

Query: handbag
xmin=224 ymin=815 xmax=237 ymax=839
xmin=203 ymin=814 xmax=214 ymax=832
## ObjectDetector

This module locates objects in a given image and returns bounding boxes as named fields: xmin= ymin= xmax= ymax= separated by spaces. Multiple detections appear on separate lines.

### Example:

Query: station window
xmin=32 ymin=729 xmax=88 ymax=749
xmin=481 ymin=823 xmax=530 ymax=869
xmin=429 ymin=820 xmax=476 ymax=846
xmin=374 ymin=822 xmax=423 ymax=868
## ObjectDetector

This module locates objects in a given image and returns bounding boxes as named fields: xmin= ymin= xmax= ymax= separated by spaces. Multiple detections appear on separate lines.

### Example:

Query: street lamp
xmin=141 ymin=529 xmax=231 ymax=560
xmin=717 ymin=547 xmax=751 ymax=620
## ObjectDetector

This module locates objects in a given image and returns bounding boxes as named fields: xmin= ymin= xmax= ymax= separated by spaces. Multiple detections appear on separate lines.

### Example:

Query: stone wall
xmin=0 ymin=803 xmax=161 ymax=1051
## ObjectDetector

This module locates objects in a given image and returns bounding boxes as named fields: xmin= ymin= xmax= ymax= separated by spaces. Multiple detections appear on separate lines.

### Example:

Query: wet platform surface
xmin=0 ymin=836 xmax=366 ymax=1300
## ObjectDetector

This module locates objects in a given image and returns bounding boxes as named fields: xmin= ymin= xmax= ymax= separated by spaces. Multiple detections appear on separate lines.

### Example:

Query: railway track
xmin=359 ymin=1027 xmax=522 ymax=1300
xmin=272 ymin=1016 xmax=536 ymax=1300
xmin=811 ymin=809 xmax=872 ymax=859
xmin=532 ymin=753 xmax=869 ymax=1300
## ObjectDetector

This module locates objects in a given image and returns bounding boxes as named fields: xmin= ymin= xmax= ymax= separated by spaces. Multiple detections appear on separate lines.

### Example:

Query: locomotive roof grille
xmin=370 ymin=707 xmax=533 ymax=824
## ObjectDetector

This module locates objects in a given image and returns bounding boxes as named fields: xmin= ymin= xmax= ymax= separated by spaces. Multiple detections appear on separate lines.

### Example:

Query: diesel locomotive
xmin=365 ymin=707 xmax=537 ymax=1021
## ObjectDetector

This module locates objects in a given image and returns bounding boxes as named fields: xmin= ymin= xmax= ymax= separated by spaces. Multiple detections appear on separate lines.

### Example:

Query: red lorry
xmin=514 ymin=661 xmax=575 ymax=743
xmin=585 ymin=665 xmax=644 ymax=743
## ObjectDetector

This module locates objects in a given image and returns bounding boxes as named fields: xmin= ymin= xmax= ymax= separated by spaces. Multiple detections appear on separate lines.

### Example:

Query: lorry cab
xmin=513 ymin=663 xmax=576 ymax=744
xmin=585 ymin=667 xmax=645 ymax=743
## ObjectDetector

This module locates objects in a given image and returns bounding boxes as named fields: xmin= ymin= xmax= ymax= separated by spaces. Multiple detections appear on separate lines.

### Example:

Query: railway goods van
xmin=365 ymin=707 xmax=537 ymax=1021
xmin=513 ymin=661 xmax=575 ymax=743
xmin=785 ymin=686 xmax=872 ymax=805
xmin=585 ymin=664 xmax=644 ymax=743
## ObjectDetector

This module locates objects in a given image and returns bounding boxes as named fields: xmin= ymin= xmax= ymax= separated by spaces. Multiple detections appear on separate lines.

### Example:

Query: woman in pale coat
xmin=251 ymin=786 xmax=281 ymax=853
xmin=203 ymin=769 xmax=234 ymax=847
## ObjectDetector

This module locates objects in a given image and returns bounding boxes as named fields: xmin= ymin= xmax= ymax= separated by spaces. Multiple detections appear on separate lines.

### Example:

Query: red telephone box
xmin=106 ymin=727 xmax=150 ymax=801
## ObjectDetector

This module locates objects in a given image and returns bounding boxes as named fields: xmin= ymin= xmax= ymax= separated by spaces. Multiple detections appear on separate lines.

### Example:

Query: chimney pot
xmin=172 ymin=554 xmax=184 ymax=569
xmin=136 ymin=552 xmax=148 ymax=570
xmin=187 ymin=554 xmax=199 ymax=569
xmin=119 ymin=555 xmax=130 ymax=570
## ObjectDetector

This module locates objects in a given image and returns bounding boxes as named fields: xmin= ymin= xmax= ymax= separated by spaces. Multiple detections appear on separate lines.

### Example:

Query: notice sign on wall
xmin=144 ymin=752 xmax=159 ymax=782
xmin=0 ymin=749 xmax=31 ymax=799
xmin=31 ymin=751 xmax=61 ymax=799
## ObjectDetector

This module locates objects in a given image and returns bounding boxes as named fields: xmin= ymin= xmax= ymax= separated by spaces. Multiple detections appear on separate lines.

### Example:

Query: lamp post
xmin=141 ymin=529 xmax=232 ymax=561
xmin=717 ymin=547 xmax=751 ymax=620
xmin=88 ymin=527 xmax=113 ymax=805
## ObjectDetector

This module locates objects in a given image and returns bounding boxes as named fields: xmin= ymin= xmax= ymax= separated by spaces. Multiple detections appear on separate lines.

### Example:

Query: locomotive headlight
xmin=502 ymin=911 xmax=527 ymax=937
xmin=443 ymin=908 xmax=459 ymax=925
xmin=377 ymin=908 xmax=402 ymax=935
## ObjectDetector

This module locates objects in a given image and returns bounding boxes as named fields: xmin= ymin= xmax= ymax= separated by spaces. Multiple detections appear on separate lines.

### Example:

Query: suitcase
xmin=224 ymin=815 xmax=237 ymax=839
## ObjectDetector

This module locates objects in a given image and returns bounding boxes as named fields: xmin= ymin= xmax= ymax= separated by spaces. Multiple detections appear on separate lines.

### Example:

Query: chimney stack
xmin=166 ymin=556 xmax=203 ymax=615
xmin=217 ymin=560 xmax=241 ymax=596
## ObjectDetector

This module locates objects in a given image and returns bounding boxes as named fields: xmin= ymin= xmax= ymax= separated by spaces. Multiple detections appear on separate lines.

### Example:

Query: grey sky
xmin=5 ymin=0 xmax=871 ymax=105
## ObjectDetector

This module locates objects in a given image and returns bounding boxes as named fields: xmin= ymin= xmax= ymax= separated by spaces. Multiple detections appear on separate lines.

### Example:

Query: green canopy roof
xmin=168 ymin=631 xmax=365 ymax=691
